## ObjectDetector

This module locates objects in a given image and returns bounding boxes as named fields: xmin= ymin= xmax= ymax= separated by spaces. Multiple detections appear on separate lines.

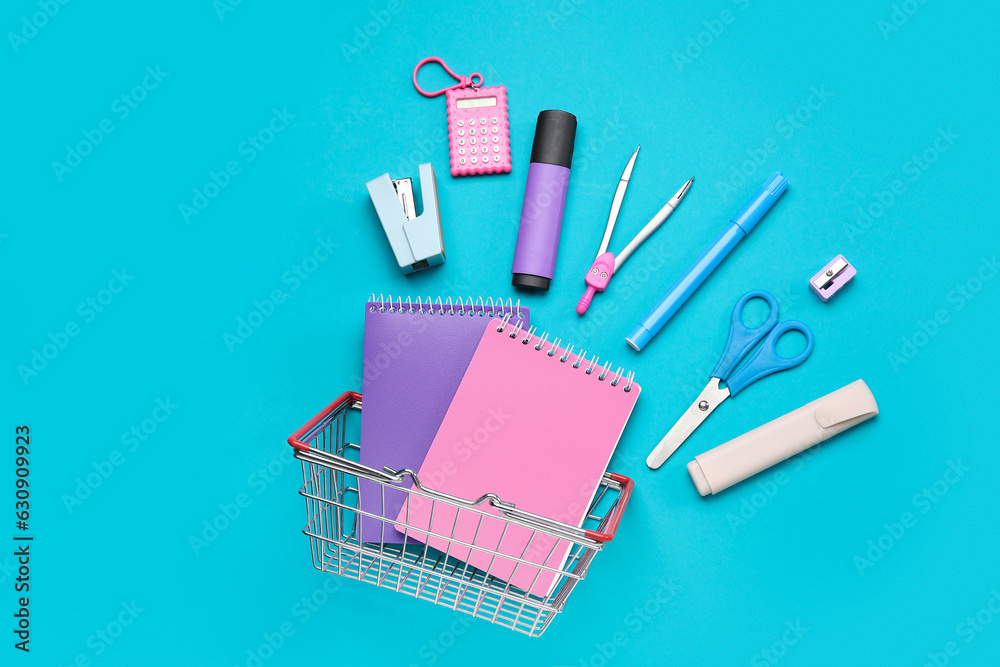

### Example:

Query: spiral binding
xmin=368 ymin=294 xmax=525 ymax=320
xmin=494 ymin=314 xmax=635 ymax=392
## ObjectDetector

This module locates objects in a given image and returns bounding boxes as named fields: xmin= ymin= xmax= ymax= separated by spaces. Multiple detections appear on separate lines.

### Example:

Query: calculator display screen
xmin=456 ymin=96 xmax=497 ymax=109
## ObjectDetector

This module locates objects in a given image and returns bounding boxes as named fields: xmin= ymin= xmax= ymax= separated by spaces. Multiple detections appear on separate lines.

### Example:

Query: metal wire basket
xmin=288 ymin=391 xmax=634 ymax=637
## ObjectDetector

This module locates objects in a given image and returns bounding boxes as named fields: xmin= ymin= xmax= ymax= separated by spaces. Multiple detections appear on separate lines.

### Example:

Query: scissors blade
xmin=646 ymin=378 xmax=730 ymax=469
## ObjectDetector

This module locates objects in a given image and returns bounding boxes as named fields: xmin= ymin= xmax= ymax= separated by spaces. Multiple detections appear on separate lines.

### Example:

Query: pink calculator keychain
xmin=413 ymin=57 xmax=511 ymax=177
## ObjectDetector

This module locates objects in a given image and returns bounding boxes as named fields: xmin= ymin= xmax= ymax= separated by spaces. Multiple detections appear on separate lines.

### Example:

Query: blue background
xmin=5 ymin=0 xmax=999 ymax=665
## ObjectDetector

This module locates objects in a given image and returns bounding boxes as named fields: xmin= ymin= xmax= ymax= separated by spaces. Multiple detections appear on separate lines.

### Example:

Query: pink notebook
xmin=395 ymin=318 xmax=641 ymax=597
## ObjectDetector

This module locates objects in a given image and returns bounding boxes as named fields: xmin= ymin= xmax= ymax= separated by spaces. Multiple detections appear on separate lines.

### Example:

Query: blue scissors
xmin=646 ymin=290 xmax=814 ymax=469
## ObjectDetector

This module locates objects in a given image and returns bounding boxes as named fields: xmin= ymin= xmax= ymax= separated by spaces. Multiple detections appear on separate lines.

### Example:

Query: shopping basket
xmin=287 ymin=391 xmax=635 ymax=637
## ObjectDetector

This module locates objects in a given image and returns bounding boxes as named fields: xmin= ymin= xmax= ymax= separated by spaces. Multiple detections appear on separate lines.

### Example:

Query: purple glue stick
xmin=511 ymin=110 xmax=577 ymax=291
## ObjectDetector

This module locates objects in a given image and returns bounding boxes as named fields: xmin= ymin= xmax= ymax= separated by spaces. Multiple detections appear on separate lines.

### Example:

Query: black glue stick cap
xmin=529 ymin=110 xmax=577 ymax=168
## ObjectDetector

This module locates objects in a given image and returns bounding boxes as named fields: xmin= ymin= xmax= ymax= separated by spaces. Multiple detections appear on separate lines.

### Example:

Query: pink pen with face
xmin=577 ymin=147 xmax=693 ymax=315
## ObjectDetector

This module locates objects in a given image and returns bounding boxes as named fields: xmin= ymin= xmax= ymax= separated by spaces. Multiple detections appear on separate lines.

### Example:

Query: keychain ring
xmin=413 ymin=57 xmax=482 ymax=97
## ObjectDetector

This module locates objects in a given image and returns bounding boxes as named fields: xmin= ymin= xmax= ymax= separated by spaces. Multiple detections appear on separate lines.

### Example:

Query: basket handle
xmin=584 ymin=473 xmax=635 ymax=543
xmin=288 ymin=390 xmax=360 ymax=450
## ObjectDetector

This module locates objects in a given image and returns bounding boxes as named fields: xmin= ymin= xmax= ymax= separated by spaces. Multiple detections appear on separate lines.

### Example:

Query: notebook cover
xmin=359 ymin=300 xmax=529 ymax=543
xmin=395 ymin=318 xmax=640 ymax=597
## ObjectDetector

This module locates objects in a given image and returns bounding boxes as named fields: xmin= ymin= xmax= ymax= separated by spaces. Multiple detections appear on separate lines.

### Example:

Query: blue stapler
xmin=366 ymin=163 xmax=445 ymax=274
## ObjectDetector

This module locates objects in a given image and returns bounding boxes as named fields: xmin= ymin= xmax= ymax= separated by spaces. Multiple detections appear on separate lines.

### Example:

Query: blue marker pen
xmin=626 ymin=172 xmax=789 ymax=352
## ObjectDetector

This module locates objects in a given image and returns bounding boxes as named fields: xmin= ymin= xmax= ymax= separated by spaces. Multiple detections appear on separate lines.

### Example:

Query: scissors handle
xmin=726 ymin=320 xmax=814 ymax=396
xmin=711 ymin=290 xmax=780 ymax=381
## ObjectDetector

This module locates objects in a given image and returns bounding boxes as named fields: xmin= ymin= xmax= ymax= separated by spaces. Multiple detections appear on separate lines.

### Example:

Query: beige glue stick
xmin=687 ymin=379 xmax=878 ymax=496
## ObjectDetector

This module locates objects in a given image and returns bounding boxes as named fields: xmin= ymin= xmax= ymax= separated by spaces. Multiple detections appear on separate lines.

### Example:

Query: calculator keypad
xmin=446 ymin=85 xmax=511 ymax=177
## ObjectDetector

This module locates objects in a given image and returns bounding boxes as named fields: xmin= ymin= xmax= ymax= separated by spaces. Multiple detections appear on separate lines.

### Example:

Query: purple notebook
xmin=358 ymin=297 xmax=529 ymax=543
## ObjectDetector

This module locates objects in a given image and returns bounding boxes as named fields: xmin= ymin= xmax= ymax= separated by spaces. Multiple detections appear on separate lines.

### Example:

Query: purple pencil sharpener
xmin=810 ymin=254 xmax=856 ymax=302
xmin=511 ymin=110 xmax=577 ymax=291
